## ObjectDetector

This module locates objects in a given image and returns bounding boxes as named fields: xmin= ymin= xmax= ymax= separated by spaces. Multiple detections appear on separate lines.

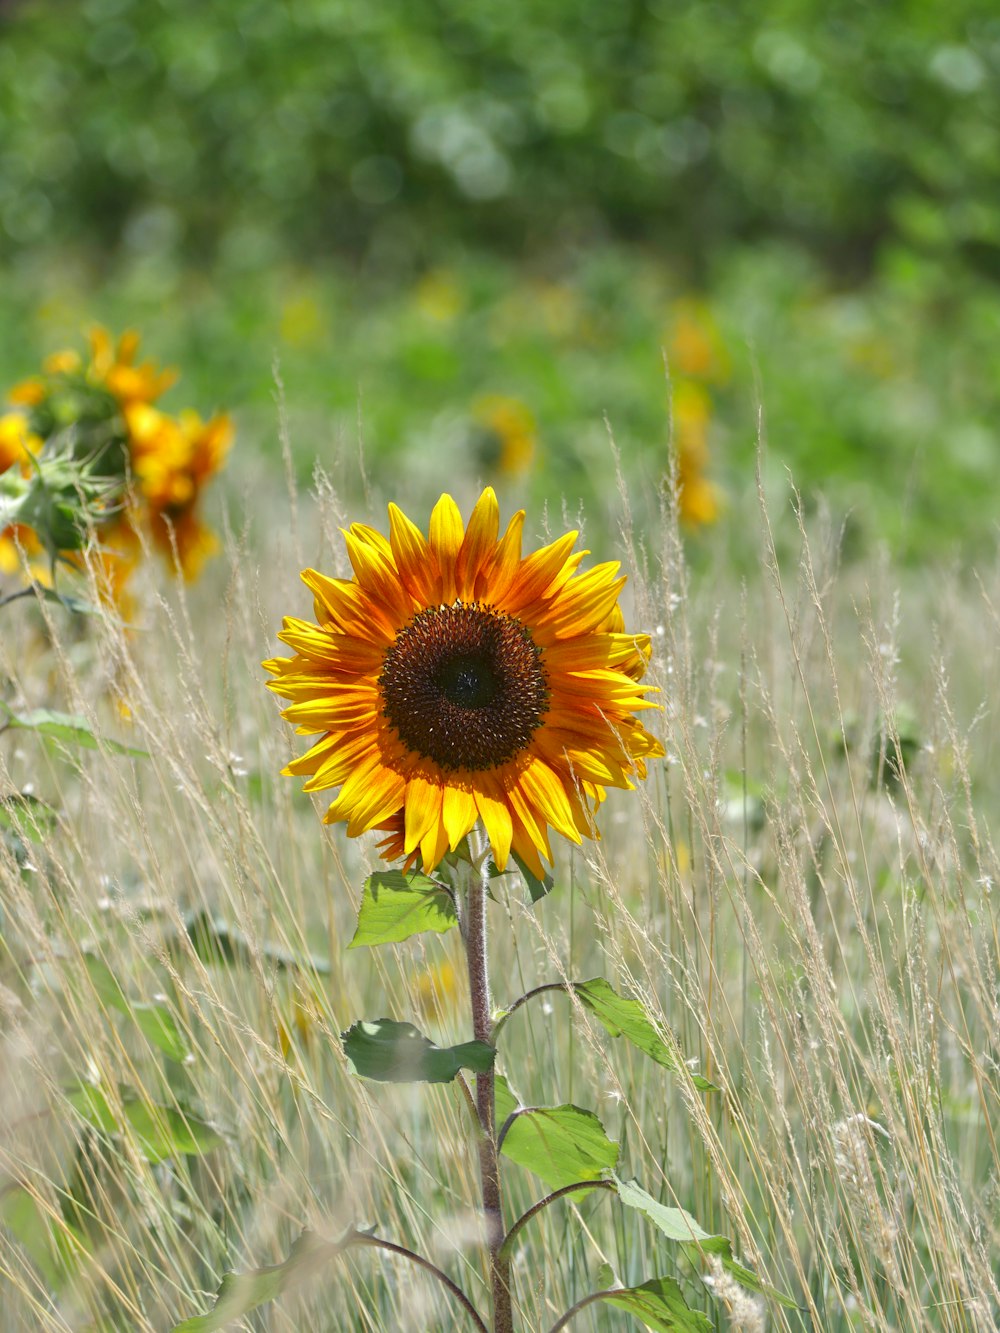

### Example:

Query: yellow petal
xmin=404 ymin=775 xmax=443 ymax=855
xmin=419 ymin=817 xmax=450 ymax=873
xmin=442 ymin=785 xmax=477 ymax=850
xmin=428 ymin=493 xmax=464 ymax=604
xmin=473 ymin=785 xmax=513 ymax=868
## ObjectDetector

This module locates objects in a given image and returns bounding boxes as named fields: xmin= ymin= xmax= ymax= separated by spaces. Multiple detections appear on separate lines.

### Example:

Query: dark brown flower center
xmin=379 ymin=603 xmax=548 ymax=772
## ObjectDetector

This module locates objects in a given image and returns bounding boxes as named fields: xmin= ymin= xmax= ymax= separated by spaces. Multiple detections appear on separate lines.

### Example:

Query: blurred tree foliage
xmin=2 ymin=0 xmax=999 ymax=280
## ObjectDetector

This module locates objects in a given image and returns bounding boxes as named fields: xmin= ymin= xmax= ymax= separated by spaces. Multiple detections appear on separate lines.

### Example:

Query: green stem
xmin=544 ymin=1287 xmax=622 ymax=1332
xmin=498 ymin=1179 xmax=616 ymax=1264
xmin=491 ymin=982 xmax=569 ymax=1043
xmin=349 ymin=1233 xmax=489 ymax=1332
xmin=463 ymin=829 xmax=514 ymax=1333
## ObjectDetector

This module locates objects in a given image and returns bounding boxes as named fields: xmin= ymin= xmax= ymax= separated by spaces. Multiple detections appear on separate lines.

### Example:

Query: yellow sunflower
xmin=264 ymin=489 xmax=663 ymax=876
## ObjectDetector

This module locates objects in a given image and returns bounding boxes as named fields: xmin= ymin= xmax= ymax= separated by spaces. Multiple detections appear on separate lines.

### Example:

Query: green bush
xmin=2 ymin=0 xmax=998 ymax=279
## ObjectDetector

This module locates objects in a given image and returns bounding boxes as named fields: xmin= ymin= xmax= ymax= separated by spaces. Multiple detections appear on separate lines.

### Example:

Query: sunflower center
xmin=379 ymin=603 xmax=548 ymax=772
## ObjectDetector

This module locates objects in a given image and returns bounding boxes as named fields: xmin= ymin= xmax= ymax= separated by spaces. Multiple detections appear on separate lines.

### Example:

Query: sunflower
xmin=264 ymin=489 xmax=663 ymax=876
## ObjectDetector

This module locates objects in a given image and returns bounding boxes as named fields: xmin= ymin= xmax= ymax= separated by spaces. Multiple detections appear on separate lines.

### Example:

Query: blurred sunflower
xmin=265 ymin=488 xmax=662 ymax=876
xmin=125 ymin=404 xmax=233 ymax=580
xmin=671 ymin=381 xmax=721 ymax=527
xmin=471 ymin=395 xmax=536 ymax=478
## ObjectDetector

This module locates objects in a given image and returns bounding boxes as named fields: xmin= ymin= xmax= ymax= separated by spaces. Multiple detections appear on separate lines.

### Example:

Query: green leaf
xmin=0 ymin=1183 xmax=83 ymax=1290
xmin=348 ymin=870 xmax=456 ymax=948
xmin=612 ymin=1177 xmax=796 ymax=1308
xmin=342 ymin=1018 xmax=495 ymax=1083
xmin=512 ymin=851 xmax=554 ymax=903
xmin=0 ymin=703 xmax=148 ymax=758
xmin=121 ymin=1096 xmax=224 ymax=1163
xmin=604 ymin=1276 xmax=714 ymax=1331
xmin=179 ymin=910 xmax=331 ymax=974
xmin=574 ymin=979 xmax=717 ymax=1092
xmin=63 ymin=1081 xmax=118 ymax=1134
xmin=500 ymin=1104 xmax=619 ymax=1191
xmin=62 ymin=1082 xmax=222 ymax=1162
xmin=0 ymin=792 xmax=57 ymax=844
xmin=172 ymin=1228 xmax=348 ymax=1332
xmin=83 ymin=954 xmax=190 ymax=1062
xmin=133 ymin=1003 xmax=190 ymax=1064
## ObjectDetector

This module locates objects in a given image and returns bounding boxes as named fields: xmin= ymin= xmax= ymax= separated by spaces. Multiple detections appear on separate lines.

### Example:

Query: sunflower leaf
xmin=178 ymin=909 xmax=332 ymax=974
xmin=611 ymin=1176 xmax=796 ymax=1308
xmin=82 ymin=954 xmax=190 ymax=1063
xmin=171 ymin=1228 xmax=354 ymax=1332
xmin=499 ymin=1103 xmax=619 ymax=1191
xmin=348 ymin=870 xmax=457 ymax=948
xmin=0 ymin=1183 xmax=84 ymax=1291
xmin=512 ymin=851 xmax=554 ymax=903
xmin=0 ymin=703 xmax=147 ymax=758
xmin=0 ymin=791 xmax=57 ymax=844
xmin=602 ymin=1276 xmax=714 ymax=1331
xmin=342 ymin=1018 xmax=495 ymax=1083
xmin=574 ymin=978 xmax=718 ymax=1091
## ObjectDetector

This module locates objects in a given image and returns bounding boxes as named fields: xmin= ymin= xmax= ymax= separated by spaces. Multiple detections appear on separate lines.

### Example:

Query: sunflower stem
xmin=464 ymin=827 xmax=514 ymax=1333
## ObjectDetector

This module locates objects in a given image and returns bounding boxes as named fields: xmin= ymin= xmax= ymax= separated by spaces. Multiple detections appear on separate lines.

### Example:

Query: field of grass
xmin=1 ymin=462 xmax=997 ymax=1330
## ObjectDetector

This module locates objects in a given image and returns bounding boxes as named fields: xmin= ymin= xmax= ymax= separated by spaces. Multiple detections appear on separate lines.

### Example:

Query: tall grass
xmin=0 ymin=465 xmax=997 ymax=1331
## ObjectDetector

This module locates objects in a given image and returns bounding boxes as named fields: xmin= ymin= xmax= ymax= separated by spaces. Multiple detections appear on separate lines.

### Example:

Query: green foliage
xmin=349 ymin=870 xmax=457 ymax=948
xmin=573 ymin=978 xmax=718 ymax=1091
xmin=172 ymin=1229 xmax=349 ymax=1332
xmin=0 ymin=702 xmax=148 ymax=758
xmin=83 ymin=954 xmax=189 ymax=1062
xmin=603 ymin=1277 xmax=714 ymax=1332
xmin=342 ymin=1018 xmax=495 ymax=1083
xmin=0 ymin=791 xmax=57 ymax=844
xmin=0 ymin=1185 xmax=82 ymax=1290
xmin=0 ymin=0 xmax=996 ymax=290
xmin=64 ymin=1081 xmax=223 ymax=1163
xmin=497 ymin=1099 xmax=619 ymax=1192
xmin=178 ymin=909 xmax=331 ymax=974
xmin=612 ymin=1176 xmax=797 ymax=1308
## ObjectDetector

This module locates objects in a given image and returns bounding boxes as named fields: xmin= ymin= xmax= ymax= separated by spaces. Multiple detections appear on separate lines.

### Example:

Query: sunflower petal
xmin=519 ymin=757 xmax=582 ymax=844
xmin=442 ymin=785 xmax=478 ymax=850
xmin=404 ymin=775 xmax=443 ymax=855
xmin=456 ymin=487 xmax=500 ymax=600
xmin=388 ymin=502 xmax=439 ymax=604
xmin=428 ymin=493 xmax=464 ymax=604
xmin=499 ymin=531 xmax=578 ymax=614
xmin=473 ymin=783 xmax=513 ymax=868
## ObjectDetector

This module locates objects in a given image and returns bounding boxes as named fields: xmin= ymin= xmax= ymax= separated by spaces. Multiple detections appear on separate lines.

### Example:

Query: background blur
xmin=2 ymin=0 xmax=999 ymax=563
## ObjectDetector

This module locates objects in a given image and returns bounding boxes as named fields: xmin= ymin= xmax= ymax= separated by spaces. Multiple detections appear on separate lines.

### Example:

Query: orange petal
xmin=519 ymin=757 xmax=581 ymax=844
xmin=388 ymin=502 xmax=439 ymax=604
xmin=477 ymin=508 xmax=524 ymax=603
xmin=498 ymin=531 xmax=578 ymax=615
xmin=456 ymin=488 xmax=499 ymax=601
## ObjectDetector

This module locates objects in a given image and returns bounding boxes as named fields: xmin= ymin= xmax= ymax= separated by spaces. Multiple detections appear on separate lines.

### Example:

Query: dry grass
xmin=0 ymin=470 xmax=997 ymax=1331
